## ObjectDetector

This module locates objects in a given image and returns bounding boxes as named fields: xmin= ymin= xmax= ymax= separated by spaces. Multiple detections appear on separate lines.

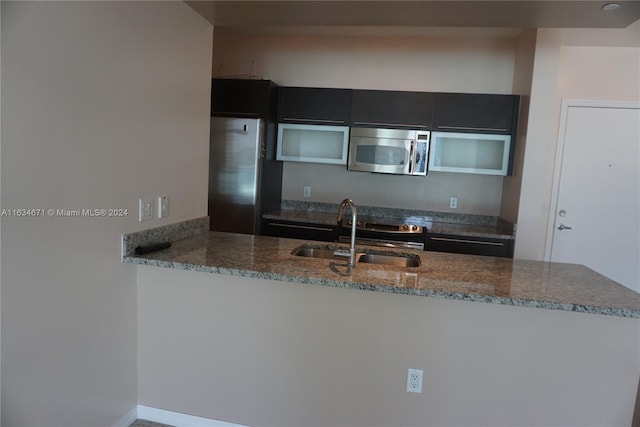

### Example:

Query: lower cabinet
xmin=262 ymin=219 xmax=338 ymax=242
xmin=425 ymin=233 xmax=514 ymax=258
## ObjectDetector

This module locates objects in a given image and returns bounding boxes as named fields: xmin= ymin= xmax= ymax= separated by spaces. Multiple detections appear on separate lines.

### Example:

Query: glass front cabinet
xmin=428 ymin=131 xmax=512 ymax=176
xmin=276 ymin=123 xmax=350 ymax=165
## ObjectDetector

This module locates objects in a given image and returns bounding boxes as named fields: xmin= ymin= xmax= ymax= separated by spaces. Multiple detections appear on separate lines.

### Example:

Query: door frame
xmin=544 ymin=98 xmax=640 ymax=262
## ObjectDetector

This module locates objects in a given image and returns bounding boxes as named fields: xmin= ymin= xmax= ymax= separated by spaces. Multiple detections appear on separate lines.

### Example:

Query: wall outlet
xmin=406 ymin=368 xmax=423 ymax=393
xmin=139 ymin=198 xmax=153 ymax=222
xmin=303 ymin=186 xmax=311 ymax=198
xmin=449 ymin=196 xmax=458 ymax=209
xmin=157 ymin=195 xmax=169 ymax=219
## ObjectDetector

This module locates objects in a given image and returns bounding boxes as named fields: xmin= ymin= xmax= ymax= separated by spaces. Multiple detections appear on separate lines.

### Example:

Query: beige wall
xmin=1 ymin=2 xmax=212 ymax=425
xmin=500 ymin=29 xmax=536 ymax=224
xmin=282 ymin=163 xmax=504 ymax=214
xmin=138 ymin=266 xmax=640 ymax=426
xmin=214 ymin=33 xmax=517 ymax=215
xmin=515 ymin=22 xmax=640 ymax=260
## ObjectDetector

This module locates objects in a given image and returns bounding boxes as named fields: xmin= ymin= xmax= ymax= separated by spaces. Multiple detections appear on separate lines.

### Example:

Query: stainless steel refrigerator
xmin=208 ymin=116 xmax=282 ymax=235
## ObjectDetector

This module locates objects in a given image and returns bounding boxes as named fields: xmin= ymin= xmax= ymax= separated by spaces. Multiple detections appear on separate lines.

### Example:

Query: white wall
xmin=138 ymin=266 xmax=640 ymax=426
xmin=213 ymin=33 xmax=517 ymax=215
xmin=515 ymin=22 xmax=640 ymax=260
xmin=1 ymin=2 xmax=212 ymax=426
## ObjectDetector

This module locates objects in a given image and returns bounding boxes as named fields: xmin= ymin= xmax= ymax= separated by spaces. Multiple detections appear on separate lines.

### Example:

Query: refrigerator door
xmin=209 ymin=117 xmax=263 ymax=234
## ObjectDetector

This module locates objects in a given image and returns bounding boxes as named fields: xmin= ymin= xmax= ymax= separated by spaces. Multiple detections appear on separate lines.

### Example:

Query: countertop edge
xmin=125 ymin=255 xmax=640 ymax=319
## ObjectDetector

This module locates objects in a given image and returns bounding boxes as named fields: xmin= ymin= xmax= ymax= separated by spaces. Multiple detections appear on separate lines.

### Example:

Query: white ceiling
xmin=187 ymin=0 xmax=640 ymax=35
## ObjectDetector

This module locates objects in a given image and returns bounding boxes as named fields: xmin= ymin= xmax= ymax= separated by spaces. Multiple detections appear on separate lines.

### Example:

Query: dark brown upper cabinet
xmin=350 ymin=90 xmax=434 ymax=129
xmin=278 ymin=87 xmax=352 ymax=125
xmin=432 ymin=93 xmax=520 ymax=135
xmin=211 ymin=78 xmax=278 ymax=119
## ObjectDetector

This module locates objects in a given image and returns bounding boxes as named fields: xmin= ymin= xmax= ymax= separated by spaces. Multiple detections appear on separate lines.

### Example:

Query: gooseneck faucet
xmin=335 ymin=198 xmax=358 ymax=268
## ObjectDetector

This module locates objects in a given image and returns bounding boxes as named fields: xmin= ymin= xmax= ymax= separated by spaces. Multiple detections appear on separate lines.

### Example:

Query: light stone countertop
xmin=124 ymin=230 xmax=640 ymax=318
xmin=263 ymin=209 xmax=515 ymax=240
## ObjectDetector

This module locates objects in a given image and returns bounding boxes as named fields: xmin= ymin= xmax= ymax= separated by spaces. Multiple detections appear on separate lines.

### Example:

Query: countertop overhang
xmin=124 ymin=228 xmax=640 ymax=318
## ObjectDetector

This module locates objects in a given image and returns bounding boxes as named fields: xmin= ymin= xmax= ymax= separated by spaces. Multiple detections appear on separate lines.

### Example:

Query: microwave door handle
xmin=408 ymin=141 xmax=415 ymax=174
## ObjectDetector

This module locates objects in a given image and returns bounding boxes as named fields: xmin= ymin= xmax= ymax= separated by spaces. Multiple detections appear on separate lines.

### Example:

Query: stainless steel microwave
xmin=348 ymin=127 xmax=430 ymax=176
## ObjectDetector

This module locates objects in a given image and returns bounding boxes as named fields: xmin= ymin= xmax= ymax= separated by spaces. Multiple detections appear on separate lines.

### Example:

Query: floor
xmin=129 ymin=420 xmax=174 ymax=427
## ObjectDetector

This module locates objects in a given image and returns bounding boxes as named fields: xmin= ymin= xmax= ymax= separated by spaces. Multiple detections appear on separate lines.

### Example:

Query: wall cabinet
xmin=278 ymin=87 xmax=352 ymax=125
xmin=432 ymin=93 xmax=520 ymax=135
xmin=262 ymin=219 xmax=338 ymax=242
xmin=276 ymin=123 xmax=350 ymax=164
xmin=211 ymin=78 xmax=278 ymax=119
xmin=429 ymin=131 xmax=512 ymax=176
xmin=425 ymin=233 xmax=514 ymax=258
xmin=351 ymin=90 xmax=433 ymax=129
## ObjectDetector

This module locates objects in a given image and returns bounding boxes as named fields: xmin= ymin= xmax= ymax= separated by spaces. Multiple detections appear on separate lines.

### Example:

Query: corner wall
xmin=515 ymin=22 xmax=640 ymax=260
xmin=1 ymin=2 xmax=212 ymax=425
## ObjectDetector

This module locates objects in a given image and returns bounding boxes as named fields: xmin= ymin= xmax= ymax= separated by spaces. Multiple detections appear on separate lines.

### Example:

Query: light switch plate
xmin=139 ymin=198 xmax=153 ymax=222
xmin=157 ymin=195 xmax=169 ymax=219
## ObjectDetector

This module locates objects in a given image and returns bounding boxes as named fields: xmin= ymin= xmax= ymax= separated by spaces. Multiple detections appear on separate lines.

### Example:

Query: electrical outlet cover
xmin=406 ymin=368 xmax=423 ymax=393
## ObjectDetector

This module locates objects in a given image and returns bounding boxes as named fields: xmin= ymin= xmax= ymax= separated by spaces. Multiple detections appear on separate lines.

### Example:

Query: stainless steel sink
xmin=291 ymin=247 xmax=340 ymax=260
xmin=291 ymin=244 xmax=420 ymax=267
xmin=357 ymin=253 xmax=420 ymax=268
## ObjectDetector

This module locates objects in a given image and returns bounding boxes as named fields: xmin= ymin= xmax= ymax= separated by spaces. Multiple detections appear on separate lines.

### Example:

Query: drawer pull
xmin=429 ymin=237 xmax=504 ymax=246
xmin=436 ymin=125 xmax=508 ymax=133
xmin=269 ymin=223 xmax=334 ymax=232
xmin=281 ymin=118 xmax=345 ymax=124
xmin=352 ymin=121 xmax=428 ymax=129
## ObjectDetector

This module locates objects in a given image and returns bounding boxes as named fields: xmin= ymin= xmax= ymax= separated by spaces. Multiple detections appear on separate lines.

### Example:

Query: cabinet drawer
xmin=425 ymin=234 xmax=513 ymax=258
xmin=262 ymin=220 xmax=338 ymax=242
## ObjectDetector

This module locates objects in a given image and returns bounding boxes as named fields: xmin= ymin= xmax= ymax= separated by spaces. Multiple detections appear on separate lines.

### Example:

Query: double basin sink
xmin=291 ymin=244 xmax=420 ymax=268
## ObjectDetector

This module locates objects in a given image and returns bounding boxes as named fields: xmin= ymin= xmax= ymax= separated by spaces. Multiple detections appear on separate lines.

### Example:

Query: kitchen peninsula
xmin=126 ymin=218 xmax=640 ymax=426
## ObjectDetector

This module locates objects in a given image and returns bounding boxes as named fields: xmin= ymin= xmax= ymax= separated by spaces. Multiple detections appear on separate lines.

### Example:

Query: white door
xmin=547 ymin=101 xmax=640 ymax=292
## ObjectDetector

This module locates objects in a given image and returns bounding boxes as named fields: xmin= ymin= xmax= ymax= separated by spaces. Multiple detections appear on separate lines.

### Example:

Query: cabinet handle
xmin=281 ymin=118 xmax=345 ymax=124
xmin=268 ymin=223 xmax=334 ymax=232
xmin=429 ymin=237 xmax=504 ymax=246
xmin=214 ymin=112 xmax=260 ymax=118
xmin=436 ymin=125 xmax=508 ymax=133
xmin=352 ymin=121 xmax=429 ymax=129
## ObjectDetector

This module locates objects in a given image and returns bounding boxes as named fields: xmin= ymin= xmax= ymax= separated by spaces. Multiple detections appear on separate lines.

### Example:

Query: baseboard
xmin=136 ymin=405 xmax=247 ymax=427
xmin=113 ymin=406 xmax=138 ymax=427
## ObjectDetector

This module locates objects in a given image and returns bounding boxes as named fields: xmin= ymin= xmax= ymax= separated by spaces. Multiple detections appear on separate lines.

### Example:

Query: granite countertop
xmin=263 ymin=205 xmax=515 ymax=240
xmin=124 ymin=227 xmax=640 ymax=318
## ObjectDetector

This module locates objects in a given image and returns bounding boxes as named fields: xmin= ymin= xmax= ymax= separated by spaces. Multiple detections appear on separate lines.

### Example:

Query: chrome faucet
xmin=335 ymin=198 xmax=357 ymax=268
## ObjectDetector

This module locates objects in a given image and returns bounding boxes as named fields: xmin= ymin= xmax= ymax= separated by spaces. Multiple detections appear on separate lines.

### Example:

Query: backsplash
xmin=281 ymin=162 xmax=504 ymax=216
xmin=281 ymin=200 xmax=514 ymax=232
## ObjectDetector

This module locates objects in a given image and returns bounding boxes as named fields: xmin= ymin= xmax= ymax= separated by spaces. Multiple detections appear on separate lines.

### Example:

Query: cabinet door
xmin=211 ymin=78 xmax=277 ymax=118
xmin=351 ymin=90 xmax=433 ymax=129
xmin=277 ymin=123 xmax=349 ymax=165
xmin=262 ymin=219 xmax=338 ymax=242
xmin=278 ymin=87 xmax=352 ymax=124
xmin=429 ymin=132 xmax=511 ymax=176
xmin=433 ymin=93 xmax=519 ymax=135
xmin=425 ymin=234 xmax=513 ymax=258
